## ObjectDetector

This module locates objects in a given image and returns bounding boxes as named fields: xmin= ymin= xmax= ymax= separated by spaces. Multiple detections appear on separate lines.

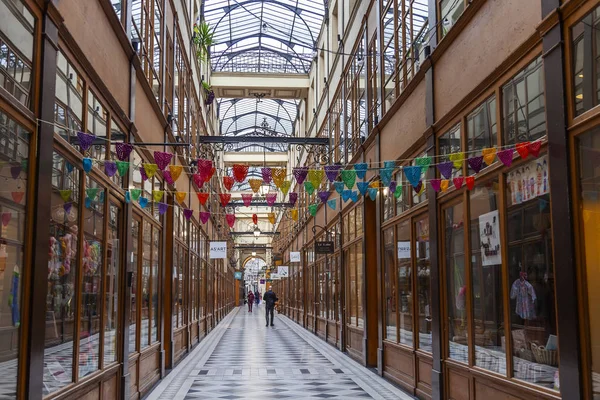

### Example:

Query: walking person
xmin=247 ymin=291 xmax=254 ymax=312
xmin=263 ymin=286 xmax=278 ymax=327
xmin=254 ymin=290 xmax=260 ymax=306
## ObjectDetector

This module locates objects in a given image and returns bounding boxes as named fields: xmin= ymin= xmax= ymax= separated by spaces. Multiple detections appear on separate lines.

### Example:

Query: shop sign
xmin=209 ymin=241 xmax=227 ymax=259
xmin=278 ymin=266 xmax=289 ymax=277
xmin=234 ymin=271 xmax=242 ymax=280
xmin=315 ymin=241 xmax=334 ymax=254
xmin=479 ymin=210 xmax=501 ymax=266
xmin=271 ymin=273 xmax=281 ymax=280
xmin=260 ymin=279 xmax=265 ymax=284
xmin=290 ymin=252 xmax=301 ymax=262
xmin=397 ymin=241 xmax=411 ymax=259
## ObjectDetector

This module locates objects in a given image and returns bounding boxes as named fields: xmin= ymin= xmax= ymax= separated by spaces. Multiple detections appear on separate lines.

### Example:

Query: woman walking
xmin=247 ymin=291 xmax=255 ymax=312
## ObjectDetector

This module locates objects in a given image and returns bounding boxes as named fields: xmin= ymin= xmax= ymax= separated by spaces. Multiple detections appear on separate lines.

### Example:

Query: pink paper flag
xmin=497 ymin=149 xmax=514 ymax=167
xmin=226 ymin=214 xmax=236 ymax=228
xmin=153 ymin=151 xmax=173 ymax=170
xmin=200 ymin=212 xmax=210 ymax=224
xmin=241 ymin=193 xmax=253 ymax=207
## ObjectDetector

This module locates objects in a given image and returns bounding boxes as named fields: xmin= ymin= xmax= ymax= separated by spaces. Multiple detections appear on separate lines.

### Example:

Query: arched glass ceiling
xmin=204 ymin=0 xmax=326 ymax=73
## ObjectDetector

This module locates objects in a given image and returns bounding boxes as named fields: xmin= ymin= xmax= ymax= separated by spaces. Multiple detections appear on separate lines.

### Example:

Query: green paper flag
xmin=394 ymin=184 xmax=402 ymax=199
xmin=21 ymin=159 xmax=28 ymax=172
xmin=340 ymin=169 xmax=357 ymax=189
xmin=152 ymin=190 xmax=164 ymax=203
xmin=304 ymin=181 xmax=315 ymax=196
xmin=280 ymin=180 xmax=291 ymax=197
xmin=85 ymin=188 xmax=100 ymax=201
xmin=308 ymin=204 xmax=318 ymax=217
xmin=116 ymin=161 xmax=130 ymax=177
xmin=129 ymin=189 xmax=142 ymax=201
xmin=415 ymin=156 xmax=432 ymax=174
xmin=59 ymin=189 xmax=72 ymax=202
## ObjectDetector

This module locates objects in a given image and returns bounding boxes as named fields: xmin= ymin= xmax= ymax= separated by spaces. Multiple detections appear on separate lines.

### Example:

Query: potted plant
xmin=202 ymin=81 xmax=215 ymax=106
xmin=193 ymin=21 xmax=214 ymax=63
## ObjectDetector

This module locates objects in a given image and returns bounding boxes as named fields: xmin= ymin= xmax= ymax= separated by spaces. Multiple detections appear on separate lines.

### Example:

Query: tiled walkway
xmin=148 ymin=306 xmax=414 ymax=400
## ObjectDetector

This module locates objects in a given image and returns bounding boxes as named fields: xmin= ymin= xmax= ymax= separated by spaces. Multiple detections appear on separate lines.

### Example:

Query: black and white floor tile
xmin=148 ymin=307 xmax=414 ymax=400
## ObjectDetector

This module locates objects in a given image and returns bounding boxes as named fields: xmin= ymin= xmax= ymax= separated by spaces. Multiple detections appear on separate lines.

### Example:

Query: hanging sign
xmin=315 ymin=241 xmax=334 ymax=254
xmin=260 ymin=279 xmax=266 ymax=284
xmin=479 ymin=210 xmax=501 ymax=266
xmin=209 ymin=241 xmax=227 ymax=259
xmin=397 ymin=241 xmax=411 ymax=259
xmin=290 ymin=252 xmax=301 ymax=262
xmin=234 ymin=271 xmax=243 ymax=280
xmin=278 ymin=266 xmax=289 ymax=277
xmin=270 ymin=273 xmax=281 ymax=280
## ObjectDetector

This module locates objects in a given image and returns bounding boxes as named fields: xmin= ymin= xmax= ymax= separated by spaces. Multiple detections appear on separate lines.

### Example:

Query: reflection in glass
xmin=141 ymin=221 xmax=151 ymax=348
xmin=104 ymin=204 xmax=119 ymax=366
xmin=384 ymin=228 xmax=397 ymax=341
xmin=397 ymin=221 xmax=412 ymax=346
xmin=152 ymin=227 xmax=159 ymax=343
xmin=416 ymin=217 xmax=432 ymax=352
xmin=129 ymin=219 xmax=139 ymax=354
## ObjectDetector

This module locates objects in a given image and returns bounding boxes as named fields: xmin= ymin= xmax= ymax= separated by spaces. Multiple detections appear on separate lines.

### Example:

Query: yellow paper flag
xmin=169 ymin=165 xmax=183 ymax=182
xmin=482 ymin=148 xmax=497 ymax=166
xmin=175 ymin=191 xmax=187 ymax=204
xmin=448 ymin=153 xmax=464 ymax=169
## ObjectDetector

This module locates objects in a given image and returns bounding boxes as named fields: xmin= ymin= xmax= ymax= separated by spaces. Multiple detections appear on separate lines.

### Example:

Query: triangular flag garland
xmin=280 ymin=180 xmax=291 ymax=197
xmin=83 ymin=158 xmax=92 ymax=173
xmin=333 ymin=181 xmax=345 ymax=195
xmin=415 ymin=157 xmax=432 ymax=174
xmin=232 ymin=164 xmax=249 ymax=183
xmin=116 ymin=143 xmax=133 ymax=161
xmin=105 ymin=161 xmax=117 ymax=177
xmin=261 ymin=167 xmax=272 ymax=184
xmin=266 ymin=193 xmax=277 ymax=206
xmin=241 ymin=193 xmax=253 ymax=207
xmin=158 ymin=202 xmax=168 ymax=215
xmin=184 ymin=209 xmax=194 ymax=220
xmin=116 ymin=161 xmax=129 ymax=177
xmin=357 ymin=182 xmax=369 ymax=196
xmin=219 ymin=193 xmax=231 ymax=207
xmin=152 ymin=190 xmax=164 ymax=203
xmin=249 ymin=179 xmax=262 ymax=193
xmin=197 ymin=192 xmax=209 ymax=205
xmin=169 ymin=165 xmax=183 ymax=182
xmin=468 ymin=156 xmax=484 ymax=173
xmin=290 ymin=209 xmax=298 ymax=221
xmin=153 ymin=151 xmax=173 ymax=171
xmin=268 ymin=213 xmax=276 ymax=224
xmin=223 ymin=176 xmax=235 ymax=191
xmin=515 ymin=142 xmax=529 ymax=159
xmin=289 ymin=192 xmax=298 ymax=206
xmin=340 ymin=170 xmax=357 ymax=189
xmin=272 ymin=168 xmax=287 ymax=189
xmin=226 ymin=214 xmax=236 ymax=228
xmin=304 ymin=182 xmax=315 ymax=196
xmin=163 ymin=170 xmax=174 ymax=185
xmin=482 ymin=148 xmax=497 ymax=166
xmin=449 ymin=152 xmax=464 ymax=169
xmin=252 ymin=214 xmax=258 ymax=225
xmin=403 ymin=166 xmax=422 ymax=187
xmin=308 ymin=204 xmax=318 ymax=217
xmin=325 ymin=165 xmax=342 ymax=182
xmin=308 ymin=169 xmax=324 ymax=189
xmin=318 ymin=191 xmax=330 ymax=204
xmin=77 ymin=132 xmax=95 ymax=152
xmin=175 ymin=192 xmax=187 ymax=204
xmin=293 ymin=167 xmax=309 ymax=184
xmin=130 ymin=189 xmax=141 ymax=201
xmin=355 ymin=163 xmax=368 ymax=179
xmin=327 ymin=199 xmax=337 ymax=210
xmin=59 ymin=190 xmax=72 ymax=202
xmin=200 ymin=212 xmax=210 ymax=224
xmin=142 ymin=163 xmax=158 ymax=178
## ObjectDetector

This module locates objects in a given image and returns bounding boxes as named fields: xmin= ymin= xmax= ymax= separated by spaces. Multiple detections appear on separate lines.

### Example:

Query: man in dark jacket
xmin=263 ymin=286 xmax=278 ymax=327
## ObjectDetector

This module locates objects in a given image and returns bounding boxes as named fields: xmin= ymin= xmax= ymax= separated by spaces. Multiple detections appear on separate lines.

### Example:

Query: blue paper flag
xmin=342 ymin=190 xmax=351 ymax=202
xmin=66 ymin=162 xmax=74 ymax=173
xmin=125 ymin=191 xmax=131 ymax=204
xmin=327 ymin=199 xmax=337 ymax=210
xmin=333 ymin=181 xmax=345 ymax=195
xmin=368 ymin=188 xmax=378 ymax=201
xmin=380 ymin=168 xmax=393 ymax=187
xmin=83 ymin=158 xmax=92 ymax=173
xmin=384 ymin=161 xmax=396 ymax=169
xmin=355 ymin=163 xmax=368 ymax=179
xmin=403 ymin=165 xmax=422 ymax=187
xmin=85 ymin=198 xmax=92 ymax=208
xmin=139 ymin=197 xmax=149 ymax=209
xmin=350 ymin=191 xmax=358 ymax=202
xmin=357 ymin=182 xmax=369 ymax=196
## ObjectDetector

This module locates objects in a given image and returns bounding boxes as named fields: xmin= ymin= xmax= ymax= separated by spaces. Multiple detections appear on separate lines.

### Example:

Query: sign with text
xmin=290 ymin=252 xmax=301 ymax=262
xmin=260 ymin=279 xmax=265 ymax=284
xmin=315 ymin=241 xmax=334 ymax=254
xmin=397 ymin=241 xmax=411 ymax=259
xmin=270 ymin=273 xmax=281 ymax=280
xmin=234 ymin=271 xmax=242 ymax=280
xmin=209 ymin=241 xmax=227 ymax=259
xmin=278 ymin=266 xmax=289 ymax=277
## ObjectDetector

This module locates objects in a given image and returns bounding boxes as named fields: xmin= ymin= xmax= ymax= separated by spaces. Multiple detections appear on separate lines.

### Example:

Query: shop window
xmin=506 ymin=155 xmax=557 ymax=389
xmin=79 ymin=177 xmax=105 ymax=378
xmin=46 ymin=152 xmax=81 ymax=394
xmin=467 ymin=96 xmax=497 ymax=173
xmin=129 ymin=218 xmax=140 ymax=354
xmin=502 ymin=57 xmax=546 ymax=145
xmin=384 ymin=227 xmax=397 ymax=341
xmin=469 ymin=180 xmax=504 ymax=374
xmin=104 ymin=204 xmax=119 ymax=365
xmin=439 ymin=123 xmax=462 ymax=178
xmin=443 ymin=201 xmax=467 ymax=363
xmin=572 ymin=6 xmax=600 ymax=116
xmin=0 ymin=110 xmax=30 ymax=396
xmin=141 ymin=221 xmax=151 ymax=348
xmin=397 ymin=221 xmax=412 ymax=346
xmin=55 ymin=52 xmax=84 ymax=145
xmin=132 ymin=0 xmax=162 ymax=103
xmin=0 ymin=0 xmax=34 ymax=109
xmin=367 ymin=35 xmax=380 ymax=132
xmin=415 ymin=217 xmax=431 ymax=352
xmin=440 ymin=0 xmax=465 ymax=38
xmin=152 ymin=227 xmax=159 ymax=342
xmin=576 ymin=128 xmax=600 ymax=398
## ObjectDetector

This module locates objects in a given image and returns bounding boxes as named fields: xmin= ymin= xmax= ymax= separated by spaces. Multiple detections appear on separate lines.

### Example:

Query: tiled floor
xmin=148 ymin=306 xmax=414 ymax=400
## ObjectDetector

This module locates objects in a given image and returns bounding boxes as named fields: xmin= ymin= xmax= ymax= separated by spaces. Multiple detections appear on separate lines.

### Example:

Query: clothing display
xmin=510 ymin=278 xmax=537 ymax=320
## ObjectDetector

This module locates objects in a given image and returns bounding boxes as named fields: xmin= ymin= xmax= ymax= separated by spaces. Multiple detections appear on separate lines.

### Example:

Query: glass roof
xmin=205 ymin=0 xmax=326 ymax=73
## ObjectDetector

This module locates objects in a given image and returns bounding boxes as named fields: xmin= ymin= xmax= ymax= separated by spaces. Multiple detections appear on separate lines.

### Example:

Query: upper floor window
xmin=502 ymin=57 xmax=545 ymax=145
xmin=572 ymin=6 xmax=600 ymax=117
xmin=55 ymin=52 xmax=84 ymax=144
xmin=132 ymin=0 xmax=163 ymax=104
xmin=440 ymin=0 xmax=465 ymax=38
xmin=467 ymin=96 xmax=497 ymax=173
xmin=0 ymin=0 xmax=35 ymax=109
xmin=111 ymin=0 xmax=126 ymax=27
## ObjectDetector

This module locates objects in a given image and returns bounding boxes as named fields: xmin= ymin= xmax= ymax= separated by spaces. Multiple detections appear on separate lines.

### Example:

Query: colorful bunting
xmin=21 ymin=159 xmax=27 ymax=172
xmin=318 ymin=191 xmax=330 ymax=204
xmin=272 ymin=168 xmax=286 ymax=189
xmin=249 ymin=179 xmax=262 ymax=193
xmin=175 ymin=192 xmax=186 ymax=204
xmin=355 ymin=163 xmax=368 ymax=179
xmin=200 ymin=212 xmax=210 ymax=224
xmin=77 ymin=132 xmax=95 ymax=152
xmin=290 ymin=209 xmax=299 ymax=221
xmin=59 ymin=190 xmax=72 ymax=202
xmin=125 ymin=191 xmax=131 ymax=204
xmin=516 ymin=142 xmax=530 ymax=159
xmin=289 ymin=192 xmax=298 ymax=206
xmin=415 ymin=156 xmax=432 ymax=174
xmin=341 ymin=170 xmax=357 ymax=189
xmin=325 ymin=165 xmax=342 ymax=182
xmin=268 ymin=213 xmax=276 ymax=224
xmin=528 ymin=141 xmax=542 ymax=157
xmin=169 ymin=165 xmax=183 ymax=182
xmin=140 ymin=165 xmax=148 ymax=181
xmin=219 ymin=193 xmax=231 ymax=207
xmin=142 ymin=163 xmax=158 ymax=178
xmin=116 ymin=161 xmax=129 ymax=177
xmin=63 ymin=202 xmax=72 ymax=213
xmin=453 ymin=177 xmax=464 ymax=189
xmin=153 ymin=151 xmax=173 ymax=170
xmin=11 ymin=192 xmax=24 ymax=204
xmin=204 ymin=167 xmax=216 ymax=182
xmin=394 ymin=185 xmax=403 ymax=199
xmin=115 ymin=143 xmax=134 ymax=161
xmin=129 ymin=189 xmax=141 ymax=202
xmin=193 ymin=173 xmax=205 ymax=188
xmin=66 ymin=162 xmax=74 ymax=173
xmin=367 ymin=188 xmax=378 ymax=201
xmin=241 ymin=193 xmax=253 ymax=207
xmin=308 ymin=169 xmax=324 ymax=189
xmin=139 ymin=197 xmax=149 ymax=209
xmin=357 ymin=182 xmax=369 ymax=196
xmin=83 ymin=158 xmax=92 ymax=173
xmin=304 ymin=181 xmax=315 ymax=196
xmin=197 ymin=192 xmax=209 ymax=205
xmin=437 ymin=161 xmax=453 ymax=179
xmin=152 ymin=190 xmax=164 ymax=203
xmin=333 ymin=182 xmax=345 ymax=195
xmin=327 ymin=199 xmax=337 ymax=210
xmin=265 ymin=193 xmax=277 ymax=206
xmin=468 ymin=156 xmax=484 ymax=173
xmin=280 ymin=180 xmax=291 ymax=197
xmin=184 ymin=209 xmax=193 ymax=220
xmin=232 ymin=164 xmax=249 ymax=183
xmin=252 ymin=214 xmax=258 ymax=225
xmin=389 ymin=181 xmax=397 ymax=194
xmin=413 ymin=182 xmax=423 ymax=194
xmin=380 ymin=162 xmax=394 ymax=187
xmin=403 ymin=166 xmax=422 ymax=187
xmin=226 ymin=214 xmax=236 ymax=228
xmin=223 ymin=176 xmax=235 ymax=191
xmin=497 ymin=149 xmax=514 ymax=167
xmin=441 ymin=180 xmax=450 ymax=192
xmin=430 ymin=179 xmax=442 ymax=192
xmin=308 ymin=204 xmax=318 ymax=217
xmin=105 ymin=161 xmax=117 ymax=177
xmin=466 ymin=176 xmax=475 ymax=190
xmin=198 ymin=159 xmax=213 ymax=177
xmin=293 ymin=167 xmax=309 ymax=184
xmin=261 ymin=167 xmax=272 ymax=184
xmin=1 ymin=213 xmax=11 ymax=227
xmin=10 ymin=165 xmax=21 ymax=180
xmin=163 ymin=170 xmax=174 ymax=185
xmin=86 ymin=188 xmax=100 ymax=201
xmin=482 ymin=148 xmax=497 ymax=166
xmin=158 ymin=203 xmax=168 ymax=215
